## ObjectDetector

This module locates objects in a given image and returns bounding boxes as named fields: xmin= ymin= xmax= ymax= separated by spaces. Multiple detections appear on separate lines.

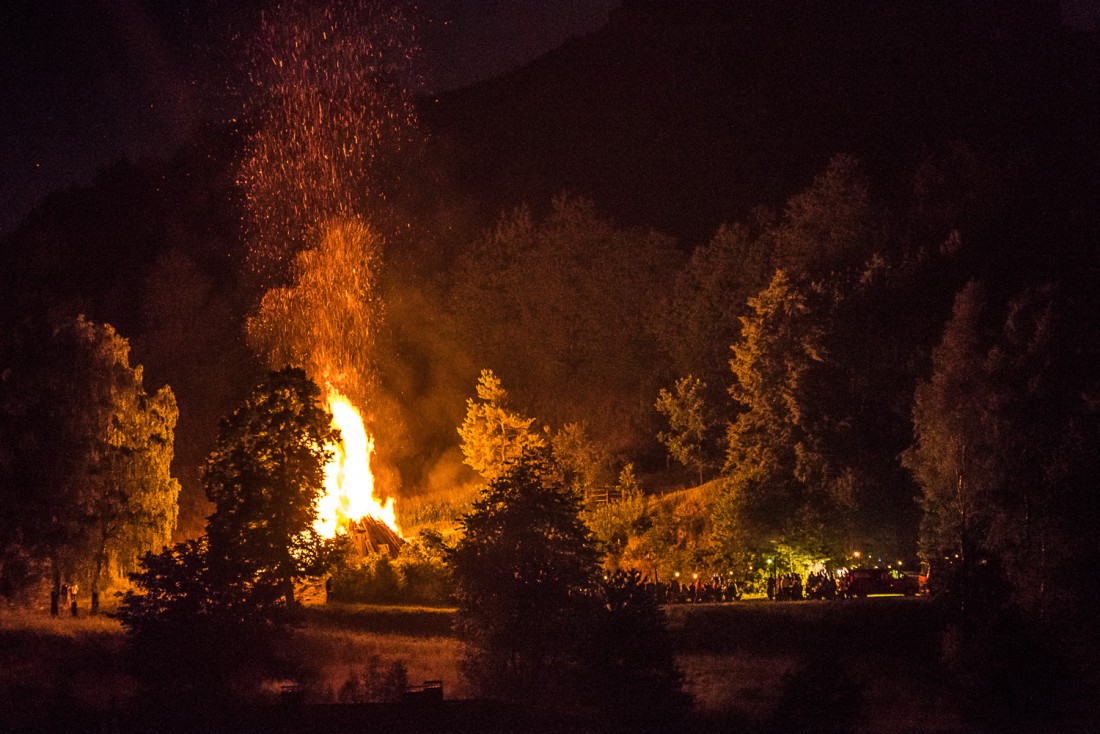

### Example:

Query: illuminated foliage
xmin=656 ymin=375 xmax=713 ymax=483
xmin=714 ymin=270 xmax=844 ymax=565
xmin=656 ymin=215 xmax=775 ymax=402
xmin=583 ymin=481 xmax=652 ymax=569
xmin=715 ymin=235 xmax=932 ymax=566
xmin=550 ymin=421 xmax=614 ymax=495
xmin=656 ymin=156 xmax=874 ymax=425
xmin=453 ymin=196 xmax=677 ymax=454
xmin=87 ymin=368 xmax=180 ymax=604
xmin=238 ymin=0 xmax=420 ymax=276
xmin=0 ymin=315 xmax=180 ymax=602
xmin=724 ymin=270 xmax=827 ymax=526
xmin=458 ymin=369 xmax=545 ymax=483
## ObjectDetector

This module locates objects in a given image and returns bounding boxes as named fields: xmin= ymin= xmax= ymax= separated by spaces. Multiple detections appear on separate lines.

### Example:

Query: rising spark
xmin=246 ymin=218 xmax=382 ymax=406
xmin=238 ymin=0 xmax=420 ymax=280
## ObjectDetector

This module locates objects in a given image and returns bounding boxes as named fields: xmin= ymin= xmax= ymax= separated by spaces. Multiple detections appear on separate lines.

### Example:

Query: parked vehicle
xmin=841 ymin=567 xmax=920 ymax=597
xmin=918 ymin=561 xmax=931 ymax=595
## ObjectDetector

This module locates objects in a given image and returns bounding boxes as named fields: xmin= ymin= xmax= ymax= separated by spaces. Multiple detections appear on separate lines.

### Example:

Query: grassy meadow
xmin=290 ymin=603 xmax=467 ymax=700
xmin=0 ymin=594 xmax=989 ymax=733
xmin=668 ymin=598 xmax=968 ymax=732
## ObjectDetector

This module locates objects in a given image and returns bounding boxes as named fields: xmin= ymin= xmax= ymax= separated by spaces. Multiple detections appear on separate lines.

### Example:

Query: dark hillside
xmin=423 ymin=0 xmax=1098 ymax=246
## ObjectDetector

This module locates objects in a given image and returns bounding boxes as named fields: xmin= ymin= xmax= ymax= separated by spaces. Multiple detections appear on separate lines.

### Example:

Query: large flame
xmin=314 ymin=387 xmax=399 ymax=539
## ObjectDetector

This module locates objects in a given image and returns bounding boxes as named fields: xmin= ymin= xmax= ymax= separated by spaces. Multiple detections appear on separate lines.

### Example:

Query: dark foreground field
xmin=1 ymin=597 xmax=1089 ymax=733
xmin=669 ymin=597 xmax=963 ymax=732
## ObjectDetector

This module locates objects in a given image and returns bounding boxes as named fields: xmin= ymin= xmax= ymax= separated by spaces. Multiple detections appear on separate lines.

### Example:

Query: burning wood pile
xmin=344 ymin=515 xmax=404 ymax=557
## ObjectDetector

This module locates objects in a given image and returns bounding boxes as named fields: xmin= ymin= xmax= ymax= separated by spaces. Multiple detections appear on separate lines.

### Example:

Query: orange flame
xmin=314 ymin=386 xmax=399 ymax=538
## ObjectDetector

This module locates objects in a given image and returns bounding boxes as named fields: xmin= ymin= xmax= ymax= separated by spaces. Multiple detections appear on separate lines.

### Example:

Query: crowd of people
xmin=637 ymin=570 xmax=851 ymax=605
xmin=767 ymin=571 xmax=842 ymax=601
xmin=646 ymin=575 xmax=744 ymax=604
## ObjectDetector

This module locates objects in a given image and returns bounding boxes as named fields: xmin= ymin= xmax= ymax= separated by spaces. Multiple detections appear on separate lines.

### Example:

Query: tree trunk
xmin=50 ymin=559 xmax=61 ymax=617
xmin=91 ymin=543 xmax=106 ymax=616
xmin=284 ymin=577 xmax=296 ymax=607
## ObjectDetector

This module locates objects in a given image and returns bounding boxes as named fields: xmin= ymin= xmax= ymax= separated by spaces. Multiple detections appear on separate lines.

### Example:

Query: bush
xmin=586 ymin=570 xmax=691 ymax=724
xmin=335 ymin=655 xmax=409 ymax=703
xmin=117 ymin=539 xmax=291 ymax=704
xmin=941 ymin=613 xmax=1079 ymax=731
xmin=330 ymin=536 xmax=452 ymax=605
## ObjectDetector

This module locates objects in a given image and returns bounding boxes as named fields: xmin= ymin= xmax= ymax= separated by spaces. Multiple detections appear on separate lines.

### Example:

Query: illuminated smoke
xmin=246 ymin=219 xmax=397 ymax=533
xmin=246 ymin=218 xmax=382 ymax=406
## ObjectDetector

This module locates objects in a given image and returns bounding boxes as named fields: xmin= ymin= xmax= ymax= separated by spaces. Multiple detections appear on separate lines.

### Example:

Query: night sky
xmin=3 ymin=0 xmax=1099 ymax=238
xmin=0 ymin=0 xmax=619 ymax=236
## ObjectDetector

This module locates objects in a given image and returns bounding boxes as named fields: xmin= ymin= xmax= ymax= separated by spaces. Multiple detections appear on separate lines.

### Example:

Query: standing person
xmin=69 ymin=583 xmax=79 ymax=617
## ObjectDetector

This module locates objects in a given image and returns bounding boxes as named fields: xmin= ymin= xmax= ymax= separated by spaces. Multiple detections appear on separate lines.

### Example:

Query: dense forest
xmin=1 ymin=3 xmax=1098 ymax=721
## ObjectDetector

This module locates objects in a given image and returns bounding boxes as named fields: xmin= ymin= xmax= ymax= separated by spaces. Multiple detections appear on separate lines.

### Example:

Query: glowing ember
xmin=314 ymin=386 xmax=399 ymax=539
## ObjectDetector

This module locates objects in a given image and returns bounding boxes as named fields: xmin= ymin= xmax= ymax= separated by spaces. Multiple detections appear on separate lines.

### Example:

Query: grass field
xmin=667 ymin=598 xmax=969 ymax=733
xmin=290 ymin=603 xmax=467 ymax=700
xmin=1 ymin=597 xmax=980 ymax=733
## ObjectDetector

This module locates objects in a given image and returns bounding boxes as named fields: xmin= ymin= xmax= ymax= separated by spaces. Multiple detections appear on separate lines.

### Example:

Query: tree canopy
xmin=450 ymin=450 xmax=601 ymax=702
xmin=457 ymin=369 xmax=546 ymax=483
xmin=452 ymin=196 xmax=678 ymax=454
xmin=905 ymin=282 xmax=1100 ymax=619
xmin=449 ymin=449 xmax=687 ymax=721
xmin=719 ymin=270 xmax=832 ymax=552
xmin=656 ymin=374 xmax=713 ymax=483
xmin=0 ymin=314 xmax=179 ymax=603
xmin=203 ymin=366 xmax=337 ymax=607
xmin=118 ymin=367 xmax=339 ymax=701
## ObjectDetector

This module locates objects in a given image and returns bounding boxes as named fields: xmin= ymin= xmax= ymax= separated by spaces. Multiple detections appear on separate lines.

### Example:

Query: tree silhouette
xmin=905 ymin=282 xmax=1100 ymax=620
xmin=452 ymin=196 xmax=677 ymax=454
xmin=449 ymin=450 xmax=687 ymax=723
xmin=203 ymin=367 xmax=337 ymax=607
xmin=118 ymin=367 xmax=336 ymax=702
xmin=118 ymin=536 xmax=286 ymax=704
xmin=450 ymin=450 xmax=599 ymax=703
xmin=588 ymin=570 xmax=691 ymax=723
